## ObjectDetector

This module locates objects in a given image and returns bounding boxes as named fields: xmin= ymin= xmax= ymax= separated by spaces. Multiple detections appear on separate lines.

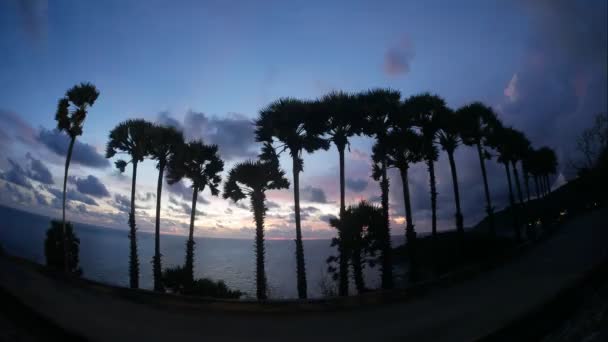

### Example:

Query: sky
xmin=0 ymin=0 xmax=606 ymax=239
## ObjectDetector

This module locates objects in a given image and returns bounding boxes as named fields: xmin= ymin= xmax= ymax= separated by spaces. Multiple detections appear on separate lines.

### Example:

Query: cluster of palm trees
xmin=54 ymin=83 xmax=558 ymax=300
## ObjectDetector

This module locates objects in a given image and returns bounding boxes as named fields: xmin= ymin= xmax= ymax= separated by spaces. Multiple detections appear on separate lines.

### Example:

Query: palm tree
xmin=255 ymin=98 xmax=329 ymax=299
xmin=383 ymin=116 xmax=425 ymax=282
xmin=106 ymin=119 xmax=154 ymax=289
xmin=406 ymin=93 xmax=447 ymax=241
xmin=223 ymin=145 xmax=289 ymax=300
xmin=457 ymin=102 xmax=500 ymax=237
xmin=436 ymin=107 xmax=466 ymax=245
xmin=55 ymin=82 xmax=99 ymax=272
xmin=537 ymin=147 xmax=558 ymax=195
xmin=167 ymin=141 xmax=224 ymax=287
xmin=509 ymin=129 xmax=531 ymax=236
xmin=148 ymin=125 xmax=184 ymax=292
xmin=359 ymin=88 xmax=400 ymax=290
xmin=521 ymin=147 xmax=535 ymax=201
xmin=317 ymin=91 xmax=364 ymax=295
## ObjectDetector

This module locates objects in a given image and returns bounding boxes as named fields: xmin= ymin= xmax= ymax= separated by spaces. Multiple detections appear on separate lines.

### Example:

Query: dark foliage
xmin=44 ymin=220 xmax=82 ymax=276
xmin=161 ymin=266 xmax=243 ymax=299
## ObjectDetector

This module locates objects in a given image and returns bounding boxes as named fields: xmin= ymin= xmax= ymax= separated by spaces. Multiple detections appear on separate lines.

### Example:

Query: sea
xmin=0 ymin=205 xmax=403 ymax=299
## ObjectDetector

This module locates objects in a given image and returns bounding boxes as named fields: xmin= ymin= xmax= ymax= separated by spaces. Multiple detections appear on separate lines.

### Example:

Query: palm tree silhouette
xmin=359 ymin=88 xmax=400 ymax=290
xmin=317 ymin=91 xmax=364 ymax=296
xmin=406 ymin=93 xmax=447 ymax=242
xmin=148 ymin=125 xmax=184 ymax=292
xmin=384 ymin=116 xmax=425 ymax=282
xmin=436 ymin=107 xmax=466 ymax=245
xmin=509 ymin=129 xmax=531 ymax=236
xmin=223 ymin=144 xmax=289 ymax=300
xmin=255 ymin=98 xmax=329 ymax=299
xmin=521 ymin=147 xmax=535 ymax=201
xmin=106 ymin=119 xmax=154 ymax=289
xmin=458 ymin=102 xmax=500 ymax=237
xmin=328 ymin=201 xmax=382 ymax=294
xmin=55 ymin=82 xmax=99 ymax=272
xmin=537 ymin=147 xmax=558 ymax=195
xmin=167 ymin=141 xmax=224 ymax=287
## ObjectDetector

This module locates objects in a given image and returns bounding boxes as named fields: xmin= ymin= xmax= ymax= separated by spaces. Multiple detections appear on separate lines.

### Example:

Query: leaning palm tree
xmin=106 ymin=119 xmax=154 ymax=289
xmin=359 ymin=88 xmax=400 ymax=290
xmin=538 ymin=147 xmax=558 ymax=195
xmin=148 ymin=125 xmax=184 ymax=292
xmin=223 ymin=145 xmax=289 ymax=300
xmin=436 ymin=107 xmax=466 ymax=244
xmin=509 ymin=129 xmax=532 ymax=235
xmin=457 ymin=102 xmax=500 ymax=237
xmin=384 ymin=118 xmax=425 ymax=282
xmin=55 ymin=82 xmax=99 ymax=272
xmin=406 ymin=93 xmax=447 ymax=241
xmin=255 ymin=98 xmax=329 ymax=299
xmin=317 ymin=91 xmax=364 ymax=296
xmin=167 ymin=141 xmax=224 ymax=287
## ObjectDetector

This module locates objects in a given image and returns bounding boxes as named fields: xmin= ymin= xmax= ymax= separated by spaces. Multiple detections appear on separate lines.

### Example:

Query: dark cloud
xmin=300 ymin=185 xmax=328 ymax=203
xmin=0 ymin=110 xmax=38 ymax=146
xmin=345 ymin=178 xmax=368 ymax=192
xmin=114 ymin=194 xmax=130 ymax=212
xmin=266 ymin=201 xmax=280 ymax=209
xmin=165 ymin=180 xmax=209 ymax=204
xmin=319 ymin=214 xmax=337 ymax=224
xmin=1 ymin=159 xmax=33 ymax=189
xmin=33 ymin=190 xmax=48 ymax=206
xmin=158 ymin=111 xmax=258 ymax=160
xmin=384 ymin=35 xmax=415 ymax=76
xmin=137 ymin=192 xmax=156 ymax=201
xmin=72 ymin=175 xmax=110 ymax=198
xmin=25 ymin=153 xmax=53 ymax=184
xmin=2 ymin=183 xmax=31 ymax=204
xmin=46 ymin=186 xmax=98 ymax=206
xmin=38 ymin=129 xmax=109 ymax=168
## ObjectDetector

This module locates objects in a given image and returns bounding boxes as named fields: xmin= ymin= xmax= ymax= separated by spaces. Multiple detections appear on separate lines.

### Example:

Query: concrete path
xmin=1 ymin=208 xmax=606 ymax=342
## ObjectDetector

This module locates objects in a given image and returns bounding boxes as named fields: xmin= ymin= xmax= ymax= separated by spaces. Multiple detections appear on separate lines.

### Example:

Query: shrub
xmin=161 ymin=266 xmax=243 ymax=299
xmin=44 ymin=220 xmax=82 ymax=276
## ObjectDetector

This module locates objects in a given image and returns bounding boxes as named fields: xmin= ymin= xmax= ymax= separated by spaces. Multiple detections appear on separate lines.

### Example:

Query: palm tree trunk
xmin=185 ymin=186 xmax=198 ymax=288
xmin=251 ymin=191 xmax=267 ymax=300
xmin=427 ymin=158 xmax=438 ymax=238
xmin=61 ymin=137 xmax=75 ymax=273
xmin=337 ymin=146 xmax=349 ymax=296
xmin=129 ymin=161 xmax=140 ymax=289
xmin=534 ymin=175 xmax=541 ymax=199
xmin=512 ymin=162 xmax=527 ymax=238
xmin=504 ymin=162 xmax=521 ymax=242
xmin=153 ymin=162 xmax=165 ymax=292
xmin=447 ymin=151 xmax=464 ymax=241
xmin=476 ymin=143 xmax=495 ymax=237
xmin=351 ymin=247 xmax=365 ymax=294
xmin=379 ymin=159 xmax=393 ymax=289
xmin=545 ymin=175 xmax=551 ymax=194
xmin=292 ymin=156 xmax=307 ymax=299
xmin=399 ymin=165 xmax=418 ymax=282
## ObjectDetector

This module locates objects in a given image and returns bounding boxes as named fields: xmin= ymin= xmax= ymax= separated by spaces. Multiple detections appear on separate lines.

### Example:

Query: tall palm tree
xmin=457 ymin=102 xmax=500 ymax=237
xmin=167 ymin=141 xmax=224 ymax=287
xmin=55 ymin=82 xmax=99 ymax=272
xmin=537 ymin=147 xmax=558 ymax=196
xmin=148 ymin=125 xmax=184 ymax=292
xmin=255 ymin=98 xmax=329 ymax=299
xmin=436 ymin=107 xmax=466 ymax=245
xmin=509 ymin=129 xmax=531 ymax=236
xmin=384 ymin=118 xmax=425 ymax=282
xmin=106 ymin=119 xmax=154 ymax=289
xmin=521 ymin=147 xmax=535 ymax=202
xmin=359 ymin=88 xmax=400 ymax=290
xmin=406 ymin=93 xmax=447 ymax=241
xmin=488 ymin=125 xmax=522 ymax=241
xmin=223 ymin=145 xmax=289 ymax=300
xmin=317 ymin=91 xmax=364 ymax=295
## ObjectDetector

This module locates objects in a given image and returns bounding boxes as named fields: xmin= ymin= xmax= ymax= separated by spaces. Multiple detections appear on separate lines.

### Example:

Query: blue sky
xmin=0 ymin=0 xmax=606 ymax=239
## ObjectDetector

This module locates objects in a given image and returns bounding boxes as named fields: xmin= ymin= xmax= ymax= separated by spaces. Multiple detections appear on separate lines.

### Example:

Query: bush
xmin=161 ymin=266 xmax=243 ymax=299
xmin=44 ymin=220 xmax=82 ymax=276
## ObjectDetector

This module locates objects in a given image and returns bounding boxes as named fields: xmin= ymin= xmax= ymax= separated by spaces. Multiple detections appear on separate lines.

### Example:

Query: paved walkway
xmin=1 ymin=208 xmax=606 ymax=342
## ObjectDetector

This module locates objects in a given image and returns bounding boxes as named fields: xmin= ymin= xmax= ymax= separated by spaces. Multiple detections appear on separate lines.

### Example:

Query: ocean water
xmin=0 ymin=205 xmax=399 ymax=299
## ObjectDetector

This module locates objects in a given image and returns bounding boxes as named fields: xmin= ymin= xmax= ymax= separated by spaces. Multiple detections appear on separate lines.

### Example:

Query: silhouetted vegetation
xmin=167 ymin=141 xmax=224 ymax=289
xmin=223 ymin=145 xmax=290 ymax=299
xmin=106 ymin=119 xmax=155 ymax=289
xmin=161 ymin=266 xmax=242 ymax=299
xmin=54 ymin=82 xmax=99 ymax=273
xmin=44 ymin=220 xmax=82 ymax=276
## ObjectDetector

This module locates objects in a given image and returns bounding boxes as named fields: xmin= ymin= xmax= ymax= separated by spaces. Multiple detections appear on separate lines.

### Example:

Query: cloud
xmin=384 ymin=35 xmax=415 ymax=76
xmin=0 ymin=110 xmax=38 ymax=146
xmin=137 ymin=192 xmax=156 ymax=201
xmin=345 ymin=178 xmax=367 ymax=192
xmin=1 ymin=159 xmax=33 ymax=189
xmin=38 ymin=129 xmax=109 ymax=168
xmin=46 ymin=185 xmax=98 ymax=206
xmin=165 ymin=180 xmax=209 ymax=205
xmin=157 ymin=111 xmax=258 ymax=160
xmin=15 ymin=0 xmax=48 ymax=42
xmin=300 ymin=186 xmax=327 ymax=203
xmin=319 ymin=214 xmax=337 ymax=224
xmin=72 ymin=175 xmax=110 ymax=198
xmin=114 ymin=194 xmax=130 ymax=212
xmin=25 ymin=153 xmax=53 ymax=185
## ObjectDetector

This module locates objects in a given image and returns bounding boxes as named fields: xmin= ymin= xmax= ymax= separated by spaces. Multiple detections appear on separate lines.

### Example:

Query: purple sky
xmin=0 ymin=0 xmax=606 ymax=239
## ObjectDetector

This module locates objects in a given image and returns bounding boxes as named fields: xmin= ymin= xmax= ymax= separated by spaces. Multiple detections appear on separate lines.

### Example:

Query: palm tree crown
xmin=56 ymin=82 xmax=100 ymax=139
